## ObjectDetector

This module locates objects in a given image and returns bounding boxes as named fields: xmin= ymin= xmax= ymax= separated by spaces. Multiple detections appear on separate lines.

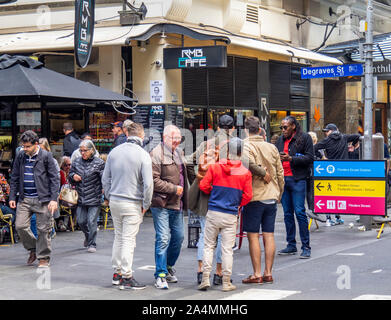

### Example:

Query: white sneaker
xmin=155 ymin=277 xmax=169 ymax=289
xmin=325 ymin=219 xmax=331 ymax=227
xmin=166 ymin=268 xmax=178 ymax=283
xmin=87 ymin=246 xmax=96 ymax=253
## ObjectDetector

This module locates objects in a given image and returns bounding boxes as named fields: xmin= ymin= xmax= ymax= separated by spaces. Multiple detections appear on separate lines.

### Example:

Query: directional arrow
xmin=315 ymin=165 xmax=324 ymax=174
xmin=316 ymin=200 xmax=325 ymax=210
xmin=316 ymin=182 xmax=324 ymax=192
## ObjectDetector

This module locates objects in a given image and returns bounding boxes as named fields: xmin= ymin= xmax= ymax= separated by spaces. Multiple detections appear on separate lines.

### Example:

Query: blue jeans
xmin=151 ymin=207 xmax=184 ymax=278
xmin=30 ymin=213 xmax=38 ymax=238
xmin=76 ymin=205 xmax=100 ymax=248
xmin=197 ymin=216 xmax=222 ymax=264
xmin=281 ymin=177 xmax=310 ymax=251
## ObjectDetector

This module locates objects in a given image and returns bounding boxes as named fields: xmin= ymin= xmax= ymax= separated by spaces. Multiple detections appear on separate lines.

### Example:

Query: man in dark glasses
xmin=275 ymin=116 xmax=314 ymax=259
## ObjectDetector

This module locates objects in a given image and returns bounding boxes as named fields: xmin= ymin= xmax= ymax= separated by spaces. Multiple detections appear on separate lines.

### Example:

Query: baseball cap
xmin=111 ymin=121 xmax=123 ymax=128
xmin=218 ymin=115 xmax=234 ymax=129
xmin=322 ymin=123 xmax=338 ymax=132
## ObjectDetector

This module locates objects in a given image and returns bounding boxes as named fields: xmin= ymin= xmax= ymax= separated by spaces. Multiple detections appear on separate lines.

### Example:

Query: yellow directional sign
xmin=314 ymin=180 xmax=385 ymax=198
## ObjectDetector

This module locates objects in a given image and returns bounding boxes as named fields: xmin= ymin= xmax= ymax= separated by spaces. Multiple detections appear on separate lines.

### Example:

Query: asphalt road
xmin=0 ymin=205 xmax=391 ymax=301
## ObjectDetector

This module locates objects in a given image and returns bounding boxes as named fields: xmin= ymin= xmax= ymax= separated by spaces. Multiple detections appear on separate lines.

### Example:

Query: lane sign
xmin=314 ymin=180 xmax=385 ymax=198
xmin=301 ymin=64 xmax=363 ymax=79
xmin=313 ymin=160 xmax=386 ymax=178
xmin=314 ymin=196 xmax=385 ymax=216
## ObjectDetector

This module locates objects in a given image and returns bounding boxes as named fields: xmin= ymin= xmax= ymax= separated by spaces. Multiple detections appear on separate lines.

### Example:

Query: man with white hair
xmin=149 ymin=125 xmax=192 ymax=290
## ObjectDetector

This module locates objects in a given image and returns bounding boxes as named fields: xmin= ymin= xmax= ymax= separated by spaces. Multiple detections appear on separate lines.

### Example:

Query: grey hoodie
xmin=102 ymin=136 xmax=153 ymax=210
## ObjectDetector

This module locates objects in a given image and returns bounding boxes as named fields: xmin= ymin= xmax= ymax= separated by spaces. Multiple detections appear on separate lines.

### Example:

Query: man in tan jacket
xmin=241 ymin=116 xmax=284 ymax=285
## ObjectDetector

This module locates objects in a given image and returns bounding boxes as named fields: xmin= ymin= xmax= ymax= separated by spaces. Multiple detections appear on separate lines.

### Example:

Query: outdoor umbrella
xmin=0 ymin=54 xmax=134 ymax=104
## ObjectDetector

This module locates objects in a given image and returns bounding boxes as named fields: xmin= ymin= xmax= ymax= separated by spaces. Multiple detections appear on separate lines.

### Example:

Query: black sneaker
xmin=213 ymin=274 xmax=222 ymax=285
xmin=119 ymin=277 xmax=146 ymax=290
xmin=166 ymin=267 xmax=178 ymax=283
xmin=112 ymin=273 xmax=122 ymax=285
xmin=197 ymin=272 xmax=203 ymax=284
xmin=278 ymin=247 xmax=297 ymax=255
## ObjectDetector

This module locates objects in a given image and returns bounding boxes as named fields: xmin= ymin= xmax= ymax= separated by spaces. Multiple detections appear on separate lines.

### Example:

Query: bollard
xmin=359 ymin=134 xmax=385 ymax=230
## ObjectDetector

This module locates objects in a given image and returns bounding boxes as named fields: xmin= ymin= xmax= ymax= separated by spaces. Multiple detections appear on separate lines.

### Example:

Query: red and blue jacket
xmin=199 ymin=159 xmax=253 ymax=215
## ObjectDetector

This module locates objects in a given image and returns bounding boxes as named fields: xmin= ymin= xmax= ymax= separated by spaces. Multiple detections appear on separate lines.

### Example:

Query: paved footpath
xmin=1 ymin=205 xmax=391 ymax=301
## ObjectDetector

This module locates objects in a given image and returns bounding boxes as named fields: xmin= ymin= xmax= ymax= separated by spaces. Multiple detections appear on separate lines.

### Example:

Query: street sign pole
xmin=362 ymin=0 xmax=374 ymax=230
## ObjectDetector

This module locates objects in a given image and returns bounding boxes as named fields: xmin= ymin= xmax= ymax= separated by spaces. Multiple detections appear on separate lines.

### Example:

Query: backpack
xmin=69 ymin=135 xmax=81 ymax=153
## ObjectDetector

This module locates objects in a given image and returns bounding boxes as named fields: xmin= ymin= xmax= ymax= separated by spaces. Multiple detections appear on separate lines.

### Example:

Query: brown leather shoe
xmin=263 ymin=275 xmax=273 ymax=284
xmin=27 ymin=251 xmax=37 ymax=265
xmin=242 ymin=275 xmax=263 ymax=284
xmin=38 ymin=258 xmax=50 ymax=268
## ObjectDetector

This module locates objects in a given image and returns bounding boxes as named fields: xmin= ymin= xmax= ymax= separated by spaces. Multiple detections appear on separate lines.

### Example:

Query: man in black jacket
xmin=314 ymin=123 xmax=360 ymax=226
xmin=63 ymin=122 xmax=81 ymax=157
xmin=275 ymin=116 xmax=314 ymax=259
xmin=315 ymin=124 xmax=360 ymax=160
xmin=10 ymin=130 xmax=60 ymax=268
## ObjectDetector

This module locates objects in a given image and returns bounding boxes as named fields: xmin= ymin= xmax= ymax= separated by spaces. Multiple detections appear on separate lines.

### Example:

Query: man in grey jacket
xmin=102 ymin=121 xmax=153 ymax=290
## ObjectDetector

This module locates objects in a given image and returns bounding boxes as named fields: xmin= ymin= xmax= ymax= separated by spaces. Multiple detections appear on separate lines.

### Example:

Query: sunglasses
xmin=279 ymin=125 xmax=289 ymax=130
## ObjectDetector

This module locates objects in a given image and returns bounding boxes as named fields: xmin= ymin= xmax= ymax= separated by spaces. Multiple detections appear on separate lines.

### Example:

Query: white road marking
xmin=336 ymin=253 xmax=365 ymax=256
xmin=137 ymin=265 xmax=156 ymax=271
xmin=372 ymin=269 xmax=383 ymax=273
xmin=354 ymin=295 xmax=391 ymax=300
xmin=221 ymin=289 xmax=300 ymax=300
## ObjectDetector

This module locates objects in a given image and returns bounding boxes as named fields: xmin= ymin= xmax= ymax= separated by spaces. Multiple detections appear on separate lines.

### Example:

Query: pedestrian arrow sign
xmin=313 ymin=160 xmax=386 ymax=216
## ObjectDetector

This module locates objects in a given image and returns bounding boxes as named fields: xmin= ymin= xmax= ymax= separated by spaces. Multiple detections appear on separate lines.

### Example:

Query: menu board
xmin=166 ymin=105 xmax=184 ymax=128
xmin=133 ymin=105 xmax=150 ymax=129
xmin=149 ymin=105 xmax=165 ymax=133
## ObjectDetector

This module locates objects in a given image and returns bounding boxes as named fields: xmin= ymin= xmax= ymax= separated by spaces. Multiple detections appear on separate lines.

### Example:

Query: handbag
xmin=59 ymin=183 xmax=79 ymax=207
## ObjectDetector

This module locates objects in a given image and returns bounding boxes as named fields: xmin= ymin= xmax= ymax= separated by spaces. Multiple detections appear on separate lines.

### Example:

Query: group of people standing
xmin=7 ymin=113 xmax=364 ymax=292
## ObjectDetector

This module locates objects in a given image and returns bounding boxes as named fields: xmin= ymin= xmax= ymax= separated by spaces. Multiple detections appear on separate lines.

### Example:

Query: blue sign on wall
xmin=313 ymin=160 xmax=386 ymax=178
xmin=301 ymin=64 xmax=363 ymax=79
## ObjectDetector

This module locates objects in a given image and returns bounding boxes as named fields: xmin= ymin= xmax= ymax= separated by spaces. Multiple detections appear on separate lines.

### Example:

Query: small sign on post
xmin=301 ymin=64 xmax=364 ymax=79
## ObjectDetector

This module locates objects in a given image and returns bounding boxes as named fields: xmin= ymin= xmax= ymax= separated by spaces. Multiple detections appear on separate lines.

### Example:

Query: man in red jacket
xmin=198 ymin=137 xmax=252 ymax=292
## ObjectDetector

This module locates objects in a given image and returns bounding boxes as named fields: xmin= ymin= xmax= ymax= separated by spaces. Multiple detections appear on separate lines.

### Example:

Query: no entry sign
xmin=313 ymin=160 xmax=386 ymax=216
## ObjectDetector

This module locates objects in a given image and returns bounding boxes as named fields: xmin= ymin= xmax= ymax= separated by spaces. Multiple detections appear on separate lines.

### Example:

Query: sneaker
xmin=112 ymin=273 xmax=122 ymax=285
xmin=213 ymin=274 xmax=223 ymax=285
xmin=119 ymin=277 xmax=146 ymax=290
xmin=38 ymin=258 xmax=50 ymax=268
xmin=300 ymin=249 xmax=311 ymax=259
xmin=197 ymin=272 xmax=203 ymax=284
xmin=166 ymin=267 xmax=178 ymax=283
xmin=325 ymin=219 xmax=336 ymax=227
xmin=87 ymin=246 xmax=96 ymax=253
xmin=278 ymin=247 xmax=297 ymax=255
xmin=155 ymin=276 xmax=169 ymax=290
xmin=335 ymin=218 xmax=344 ymax=225
xmin=232 ymin=242 xmax=238 ymax=251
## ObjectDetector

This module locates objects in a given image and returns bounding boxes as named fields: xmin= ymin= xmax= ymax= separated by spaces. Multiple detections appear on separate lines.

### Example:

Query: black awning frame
xmin=125 ymin=23 xmax=231 ymax=45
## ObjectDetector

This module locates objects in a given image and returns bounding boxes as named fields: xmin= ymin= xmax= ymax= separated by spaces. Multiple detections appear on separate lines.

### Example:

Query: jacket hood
xmin=329 ymin=131 xmax=342 ymax=140
xmin=220 ymin=159 xmax=247 ymax=176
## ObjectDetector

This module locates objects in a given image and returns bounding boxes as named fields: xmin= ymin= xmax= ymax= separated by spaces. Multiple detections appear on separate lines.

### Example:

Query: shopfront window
xmin=48 ymin=109 xmax=84 ymax=160
xmin=0 ymin=102 xmax=13 ymax=174
xmin=270 ymin=110 xmax=287 ymax=137
xmin=89 ymin=110 xmax=128 ymax=154
xmin=290 ymin=111 xmax=308 ymax=133
xmin=208 ymin=108 xmax=231 ymax=131
xmin=234 ymin=109 xmax=255 ymax=138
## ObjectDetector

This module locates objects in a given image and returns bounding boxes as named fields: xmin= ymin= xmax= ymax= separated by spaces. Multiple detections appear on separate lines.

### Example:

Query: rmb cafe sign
xmin=163 ymin=46 xmax=227 ymax=69
xmin=74 ymin=0 xmax=95 ymax=68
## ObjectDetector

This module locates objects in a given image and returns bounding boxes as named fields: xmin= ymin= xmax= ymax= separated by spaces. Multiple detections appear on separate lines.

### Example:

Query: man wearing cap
xmin=112 ymin=121 xmax=127 ymax=149
xmin=314 ymin=123 xmax=360 ymax=225
xmin=315 ymin=124 xmax=360 ymax=161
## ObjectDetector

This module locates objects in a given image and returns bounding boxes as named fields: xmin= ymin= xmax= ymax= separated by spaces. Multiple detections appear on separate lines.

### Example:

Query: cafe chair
xmin=0 ymin=208 xmax=14 ymax=244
